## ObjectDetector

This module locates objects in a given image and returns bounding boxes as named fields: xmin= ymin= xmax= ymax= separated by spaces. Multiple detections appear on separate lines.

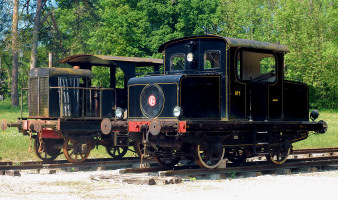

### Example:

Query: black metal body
xmin=18 ymin=55 xmax=163 ymax=138
xmin=127 ymin=35 xmax=327 ymax=161
xmin=3 ymin=55 xmax=164 ymax=162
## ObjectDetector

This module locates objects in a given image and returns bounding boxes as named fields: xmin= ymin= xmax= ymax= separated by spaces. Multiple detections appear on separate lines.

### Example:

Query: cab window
xmin=236 ymin=50 xmax=276 ymax=82
xmin=204 ymin=51 xmax=220 ymax=69
xmin=170 ymin=54 xmax=185 ymax=71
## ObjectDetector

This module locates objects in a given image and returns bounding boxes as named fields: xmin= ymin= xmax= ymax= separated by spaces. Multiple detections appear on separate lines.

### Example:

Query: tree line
xmin=0 ymin=0 xmax=336 ymax=109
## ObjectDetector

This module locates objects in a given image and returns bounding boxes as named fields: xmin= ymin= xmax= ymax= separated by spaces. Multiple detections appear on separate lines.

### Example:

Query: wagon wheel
xmin=225 ymin=149 xmax=247 ymax=166
xmin=63 ymin=137 xmax=92 ymax=163
xmin=195 ymin=145 xmax=225 ymax=169
xmin=34 ymin=138 xmax=61 ymax=161
xmin=265 ymin=144 xmax=291 ymax=165
xmin=154 ymin=147 xmax=181 ymax=168
xmin=106 ymin=146 xmax=128 ymax=159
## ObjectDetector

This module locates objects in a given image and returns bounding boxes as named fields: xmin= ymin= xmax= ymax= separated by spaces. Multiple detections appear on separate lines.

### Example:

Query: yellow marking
xmin=235 ymin=91 xmax=241 ymax=96
xmin=272 ymin=99 xmax=278 ymax=102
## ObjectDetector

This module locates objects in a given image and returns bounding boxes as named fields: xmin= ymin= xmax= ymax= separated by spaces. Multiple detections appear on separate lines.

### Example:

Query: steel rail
xmin=0 ymin=148 xmax=337 ymax=172
xmin=0 ymin=157 xmax=141 ymax=171
xmin=120 ymin=148 xmax=338 ymax=175
xmin=120 ymin=156 xmax=338 ymax=176
xmin=292 ymin=147 xmax=338 ymax=154
xmin=159 ymin=158 xmax=338 ymax=177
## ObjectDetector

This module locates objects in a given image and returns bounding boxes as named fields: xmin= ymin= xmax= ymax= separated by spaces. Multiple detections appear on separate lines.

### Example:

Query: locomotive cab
xmin=127 ymin=35 xmax=327 ymax=169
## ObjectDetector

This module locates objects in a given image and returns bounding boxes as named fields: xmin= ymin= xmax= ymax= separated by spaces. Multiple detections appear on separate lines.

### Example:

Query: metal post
xmin=100 ymin=89 xmax=103 ymax=118
xmin=60 ymin=87 xmax=64 ymax=117
xmin=249 ymin=77 xmax=253 ymax=121
xmin=49 ymin=53 xmax=52 ymax=68
xmin=89 ymin=89 xmax=92 ymax=117
xmin=37 ymin=77 xmax=40 ymax=116
xmin=21 ymin=89 xmax=23 ymax=118
xmin=82 ymin=89 xmax=85 ymax=117
xmin=265 ymin=81 xmax=268 ymax=122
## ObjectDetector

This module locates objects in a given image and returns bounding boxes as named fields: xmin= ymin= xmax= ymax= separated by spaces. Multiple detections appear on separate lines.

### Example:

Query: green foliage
xmin=87 ymin=0 xmax=219 ymax=57
xmin=227 ymin=171 xmax=237 ymax=179
xmin=217 ymin=0 xmax=337 ymax=109
xmin=0 ymin=0 xmax=336 ymax=109
xmin=91 ymin=66 xmax=111 ymax=88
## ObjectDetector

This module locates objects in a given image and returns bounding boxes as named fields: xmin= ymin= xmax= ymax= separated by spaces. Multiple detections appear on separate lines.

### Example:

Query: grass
xmin=0 ymin=100 xmax=337 ymax=161
xmin=293 ymin=110 xmax=338 ymax=149
xmin=0 ymin=101 xmax=137 ymax=161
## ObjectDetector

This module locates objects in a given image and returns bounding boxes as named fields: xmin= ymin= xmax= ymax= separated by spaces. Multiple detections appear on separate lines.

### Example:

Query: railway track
xmin=119 ymin=148 xmax=338 ymax=179
xmin=293 ymin=147 xmax=338 ymax=154
xmin=0 ymin=157 xmax=144 ymax=172
xmin=1 ymin=148 xmax=337 ymax=178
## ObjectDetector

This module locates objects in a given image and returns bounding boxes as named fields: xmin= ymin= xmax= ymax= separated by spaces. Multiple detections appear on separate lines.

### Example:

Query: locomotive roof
xmin=59 ymin=54 xmax=163 ymax=67
xmin=29 ymin=67 xmax=92 ymax=78
xmin=158 ymin=35 xmax=289 ymax=53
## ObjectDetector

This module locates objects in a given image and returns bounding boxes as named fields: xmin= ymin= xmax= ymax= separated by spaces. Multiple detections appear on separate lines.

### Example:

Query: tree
xmin=88 ymin=0 xmax=220 ymax=57
xmin=217 ymin=0 xmax=337 ymax=109
xmin=11 ymin=0 xmax=19 ymax=106
xmin=29 ymin=0 xmax=44 ymax=69
xmin=53 ymin=0 xmax=100 ymax=58
xmin=1 ymin=0 xmax=335 ymax=109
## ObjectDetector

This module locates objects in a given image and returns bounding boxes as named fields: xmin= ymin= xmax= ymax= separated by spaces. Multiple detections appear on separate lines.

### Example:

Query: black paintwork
xmin=128 ymin=35 xmax=326 ymax=158
xmin=130 ymin=35 xmax=307 ymax=122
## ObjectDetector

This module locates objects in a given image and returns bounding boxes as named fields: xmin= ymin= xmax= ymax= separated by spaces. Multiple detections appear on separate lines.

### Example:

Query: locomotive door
xmin=198 ymin=39 xmax=226 ymax=118
xmin=233 ymin=49 xmax=282 ymax=121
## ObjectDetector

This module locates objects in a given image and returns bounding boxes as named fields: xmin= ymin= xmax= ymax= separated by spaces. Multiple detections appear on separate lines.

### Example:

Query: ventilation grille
xmin=29 ymin=77 xmax=49 ymax=117
xmin=140 ymin=84 xmax=164 ymax=118
xmin=39 ymin=77 xmax=49 ymax=116
xmin=29 ymin=78 xmax=38 ymax=116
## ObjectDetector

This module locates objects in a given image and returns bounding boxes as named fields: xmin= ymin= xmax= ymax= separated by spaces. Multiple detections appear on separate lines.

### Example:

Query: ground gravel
xmin=0 ymin=170 xmax=337 ymax=200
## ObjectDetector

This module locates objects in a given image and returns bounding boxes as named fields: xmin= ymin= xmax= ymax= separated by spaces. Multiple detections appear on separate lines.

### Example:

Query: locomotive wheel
xmin=225 ymin=149 xmax=247 ymax=166
xmin=266 ymin=144 xmax=291 ymax=165
xmin=195 ymin=145 xmax=225 ymax=169
xmin=63 ymin=137 xmax=92 ymax=163
xmin=154 ymin=148 xmax=180 ymax=168
xmin=106 ymin=146 xmax=128 ymax=159
xmin=34 ymin=138 xmax=61 ymax=161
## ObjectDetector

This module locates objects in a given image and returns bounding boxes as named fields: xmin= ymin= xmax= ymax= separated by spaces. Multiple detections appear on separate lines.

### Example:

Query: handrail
xmin=21 ymin=88 xmax=29 ymax=118
xmin=22 ymin=86 xmax=116 ymax=119
xmin=50 ymin=86 xmax=116 ymax=118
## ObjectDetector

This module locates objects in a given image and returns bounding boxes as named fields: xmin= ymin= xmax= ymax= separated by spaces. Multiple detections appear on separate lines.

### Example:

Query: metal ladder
xmin=253 ymin=130 xmax=270 ymax=155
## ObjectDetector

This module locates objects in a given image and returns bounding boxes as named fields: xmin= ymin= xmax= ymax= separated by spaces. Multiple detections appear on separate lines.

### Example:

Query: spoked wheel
xmin=63 ymin=137 xmax=92 ymax=163
xmin=266 ymin=144 xmax=291 ymax=165
xmin=34 ymin=138 xmax=61 ymax=161
xmin=195 ymin=145 xmax=225 ymax=169
xmin=106 ymin=146 xmax=128 ymax=159
xmin=225 ymin=149 xmax=247 ymax=166
xmin=154 ymin=147 xmax=181 ymax=168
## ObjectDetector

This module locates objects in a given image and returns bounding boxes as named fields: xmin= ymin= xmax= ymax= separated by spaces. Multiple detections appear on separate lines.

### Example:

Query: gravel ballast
xmin=0 ymin=170 xmax=337 ymax=200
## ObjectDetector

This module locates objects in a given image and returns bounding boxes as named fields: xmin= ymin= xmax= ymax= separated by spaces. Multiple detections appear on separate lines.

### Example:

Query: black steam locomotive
xmin=123 ymin=35 xmax=327 ymax=168
xmin=1 ymin=55 xmax=162 ymax=163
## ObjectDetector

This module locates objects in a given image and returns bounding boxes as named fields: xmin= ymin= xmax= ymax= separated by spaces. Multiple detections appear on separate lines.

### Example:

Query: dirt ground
xmin=0 ymin=169 xmax=337 ymax=200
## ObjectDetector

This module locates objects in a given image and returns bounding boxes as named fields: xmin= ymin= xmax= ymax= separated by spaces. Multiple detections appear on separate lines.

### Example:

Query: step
xmin=256 ymin=142 xmax=269 ymax=145
xmin=256 ymin=131 xmax=268 ymax=134
xmin=256 ymin=152 xmax=269 ymax=156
